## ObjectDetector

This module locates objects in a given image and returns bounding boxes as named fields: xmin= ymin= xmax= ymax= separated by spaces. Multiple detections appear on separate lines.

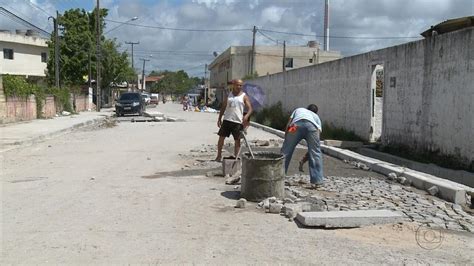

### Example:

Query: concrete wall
xmin=0 ymin=32 xmax=48 ymax=77
xmin=249 ymin=27 xmax=474 ymax=168
xmin=382 ymin=27 xmax=474 ymax=168
xmin=251 ymin=50 xmax=378 ymax=140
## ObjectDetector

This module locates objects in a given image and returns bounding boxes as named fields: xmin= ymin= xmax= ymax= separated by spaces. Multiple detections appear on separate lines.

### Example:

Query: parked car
xmin=115 ymin=92 xmax=145 ymax=116
xmin=150 ymin=95 xmax=159 ymax=105
xmin=141 ymin=94 xmax=151 ymax=105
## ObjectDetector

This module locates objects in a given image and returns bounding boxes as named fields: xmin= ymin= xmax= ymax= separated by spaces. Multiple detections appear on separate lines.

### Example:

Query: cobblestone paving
xmin=183 ymin=143 xmax=474 ymax=233
xmin=286 ymin=172 xmax=474 ymax=232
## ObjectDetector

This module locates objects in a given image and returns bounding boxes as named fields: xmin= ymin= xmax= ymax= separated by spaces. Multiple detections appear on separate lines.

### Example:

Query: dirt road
xmin=1 ymin=103 xmax=472 ymax=264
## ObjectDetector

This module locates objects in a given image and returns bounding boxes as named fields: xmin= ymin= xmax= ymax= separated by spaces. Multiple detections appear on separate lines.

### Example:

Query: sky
xmin=1 ymin=0 xmax=473 ymax=77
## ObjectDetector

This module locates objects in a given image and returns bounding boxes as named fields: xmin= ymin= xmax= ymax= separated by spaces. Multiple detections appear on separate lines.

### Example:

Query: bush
xmin=252 ymin=101 xmax=290 ymax=131
xmin=2 ymin=75 xmax=73 ymax=116
xmin=46 ymin=87 xmax=73 ymax=113
xmin=320 ymin=122 xmax=364 ymax=141
xmin=2 ymin=74 xmax=36 ymax=98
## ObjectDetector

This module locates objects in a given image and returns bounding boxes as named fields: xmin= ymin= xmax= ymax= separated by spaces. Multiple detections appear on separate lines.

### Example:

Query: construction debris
xmin=235 ymin=198 xmax=247 ymax=208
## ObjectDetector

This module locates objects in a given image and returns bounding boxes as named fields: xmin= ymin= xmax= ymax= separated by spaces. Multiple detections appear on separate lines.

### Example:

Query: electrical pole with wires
xmin=55 ymin=11 xmax=60 ymax=88
xmin=125 ymin=41 xmax=139 ymax=89
xmin=96 ymin=0 xmax=101 ymax=111
xmin=250 ymin=25 xmax=257 ymax=76
xmin=140 ymin=58 xmax=150 ymax=91
xmin=48 ymin=11 xmax=60 ymax=88
xmin=204 ymin=63 xmax=208 ymax=106
xmin=282 ymin=40 xmax=286 ymax=72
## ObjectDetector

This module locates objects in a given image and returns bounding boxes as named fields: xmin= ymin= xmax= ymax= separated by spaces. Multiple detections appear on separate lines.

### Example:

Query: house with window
xmin=208 ymin=42 xmax=341 ymax=102
xmin=0 ymin=30 xmax=49 ymax=77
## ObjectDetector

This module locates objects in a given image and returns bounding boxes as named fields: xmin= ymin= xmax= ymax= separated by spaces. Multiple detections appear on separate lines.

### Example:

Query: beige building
xmin=208 ymin=41 xmax=341 ymax=101
xmin=0 ymin=30 xmax=48 ymax=77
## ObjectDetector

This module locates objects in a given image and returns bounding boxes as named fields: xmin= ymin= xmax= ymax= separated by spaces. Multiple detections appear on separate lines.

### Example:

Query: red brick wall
xmin=74 ymin=94 xmax=89 ymax=112
xmin=42 ymin=96 xmax=56 ymax=118
xmin=5 ymin=95 xmax=37 ymax=122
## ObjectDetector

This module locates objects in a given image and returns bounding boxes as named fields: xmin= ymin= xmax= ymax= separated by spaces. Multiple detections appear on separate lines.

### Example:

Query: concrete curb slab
xmin=249 ymin=121 xmax=471 ymax=204
xmin=296 ymin=210 xmax=404 ymax=228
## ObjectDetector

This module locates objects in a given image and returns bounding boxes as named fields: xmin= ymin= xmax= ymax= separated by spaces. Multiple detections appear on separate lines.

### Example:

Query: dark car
xmin=115 ymin=92 xmax=145 ymax=116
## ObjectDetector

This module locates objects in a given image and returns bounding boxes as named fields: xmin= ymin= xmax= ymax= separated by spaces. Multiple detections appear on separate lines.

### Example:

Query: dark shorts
xmin=218 ymin=120 xmax=243 ymax=140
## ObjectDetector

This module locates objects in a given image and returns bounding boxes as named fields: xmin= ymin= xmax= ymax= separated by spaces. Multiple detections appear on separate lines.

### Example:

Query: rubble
xmin=235 ymin=198 xmax=247 ymax=208
xmin=388 ymin=172 xmax=397 ymax=180
xmin=225 ymin=174 xmax=241 ymax=185
xmin=269 ymin=203 xmax=283 ymax=214
xmin=427 ymin=185 xmax=439 ymax=196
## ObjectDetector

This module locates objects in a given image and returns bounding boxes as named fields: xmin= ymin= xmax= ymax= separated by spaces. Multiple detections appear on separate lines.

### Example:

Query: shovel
xmin=240 ymin=130 xmax=255 ymax=159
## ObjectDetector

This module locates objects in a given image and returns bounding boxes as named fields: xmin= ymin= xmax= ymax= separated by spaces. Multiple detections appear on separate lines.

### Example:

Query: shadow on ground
xmin=142 ymin=167 xmax=221 ymax=179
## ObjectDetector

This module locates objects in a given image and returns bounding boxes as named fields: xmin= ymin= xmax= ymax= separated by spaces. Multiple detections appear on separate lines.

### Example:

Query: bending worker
xmin=281 ymin=104 xmax=323 ymax=189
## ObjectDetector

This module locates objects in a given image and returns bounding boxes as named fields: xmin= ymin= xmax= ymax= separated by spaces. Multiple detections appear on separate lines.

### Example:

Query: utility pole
xmin=125 ymin=41 xmax=139 ymax=89
xmin=140 ymin=58 xmax=150 ymax=91
xmin=250 ymin=26 xmax=257 ymax=75
xmin=96 ymin=0 xmax=101 ymax=111
xmin=204 ymin=63 xmax=208 ymax=106
xmin=88 ymin=52 xmax=92 ymax=88
xmin=282 ymin=41 xmax=286 ymax=72
xmin=125 ymin=41 xmax=139 ymax=70
xmin=54 ymin=11 xmax=60 ymax=88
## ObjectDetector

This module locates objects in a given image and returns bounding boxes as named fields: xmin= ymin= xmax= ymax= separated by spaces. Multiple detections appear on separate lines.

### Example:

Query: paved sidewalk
xmin=0 ymin=109 xmax=114 ymax=153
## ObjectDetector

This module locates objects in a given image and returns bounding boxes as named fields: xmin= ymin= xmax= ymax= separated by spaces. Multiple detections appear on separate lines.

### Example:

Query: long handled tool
xmin=240 ymin=130 xmax=255 ymax=159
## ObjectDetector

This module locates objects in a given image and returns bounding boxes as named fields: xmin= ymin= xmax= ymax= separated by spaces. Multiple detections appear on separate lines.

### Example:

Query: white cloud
xmin=1 ymin=0 xmax=472 ymax=76
xmin=261 ymin=6 xmax=286 ymax=24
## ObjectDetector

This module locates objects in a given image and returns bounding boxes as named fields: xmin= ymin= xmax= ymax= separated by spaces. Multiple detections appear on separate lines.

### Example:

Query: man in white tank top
xmin=215 ymin=79 xmax=253 ymax=161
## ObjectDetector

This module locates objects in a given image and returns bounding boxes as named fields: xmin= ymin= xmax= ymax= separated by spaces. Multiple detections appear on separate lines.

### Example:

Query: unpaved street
xmin=1 ymin=103 xmax=473 ymax=264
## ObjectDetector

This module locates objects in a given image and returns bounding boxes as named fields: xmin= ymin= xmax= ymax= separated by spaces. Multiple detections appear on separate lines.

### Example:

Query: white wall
xmin=382 ymin=28 xmax=474 ymax=167
xmin=0 ymin=32 xmax=48 ymax=77
xmin=249 ymin=27 xmax=474 ymax=168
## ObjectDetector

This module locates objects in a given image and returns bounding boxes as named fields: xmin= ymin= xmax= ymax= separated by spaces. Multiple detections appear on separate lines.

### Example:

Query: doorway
xmin=370 ymin=64 xmax=384 ymax=142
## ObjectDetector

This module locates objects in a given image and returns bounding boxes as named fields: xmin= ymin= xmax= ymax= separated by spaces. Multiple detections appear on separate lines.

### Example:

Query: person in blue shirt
xmin=281 ymin=104 xmax=323 ymax=189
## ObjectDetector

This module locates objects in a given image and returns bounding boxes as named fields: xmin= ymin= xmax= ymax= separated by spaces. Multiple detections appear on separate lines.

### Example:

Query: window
xmin=3 ymin=48 xmax=14 ymax=60
xmin=309 ymin=58 xmax=313 ymax=63
xmin=41 ymin=52 xmax=47 ymax=63
xmin=284 ymin=58 xmax=293 ymax=68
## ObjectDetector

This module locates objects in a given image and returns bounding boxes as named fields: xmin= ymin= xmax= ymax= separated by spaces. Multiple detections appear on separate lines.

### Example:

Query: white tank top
xmin=223 ymin=92 xmax=246 ymax=124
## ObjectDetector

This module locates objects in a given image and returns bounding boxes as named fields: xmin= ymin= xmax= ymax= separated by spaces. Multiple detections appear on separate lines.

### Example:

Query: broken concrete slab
xmin=296 ymin=210 xmax=404 ymax=228
xmin=143 ymin=111 xmax=164 ymax=118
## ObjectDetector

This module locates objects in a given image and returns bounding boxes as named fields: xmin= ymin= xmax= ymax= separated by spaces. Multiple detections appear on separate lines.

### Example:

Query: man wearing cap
xmin=215 ymin=79 xmax=253 ymax=162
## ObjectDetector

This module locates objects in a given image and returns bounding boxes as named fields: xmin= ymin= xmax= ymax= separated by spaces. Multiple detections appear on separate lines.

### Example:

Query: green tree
xmin=46 ymin=7 xmax=131 ymax=90
xmin=149 ymin=70 xmax=200 ymax=95
xmin=101 ymin=39 xmax=135 ymax=89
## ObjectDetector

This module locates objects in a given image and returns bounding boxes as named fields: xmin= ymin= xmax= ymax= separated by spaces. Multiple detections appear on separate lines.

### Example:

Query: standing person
xmin=281 ymin=104 xmax=323 ymax=188
xmin=215 ymin=79 xmax=253 ymax=162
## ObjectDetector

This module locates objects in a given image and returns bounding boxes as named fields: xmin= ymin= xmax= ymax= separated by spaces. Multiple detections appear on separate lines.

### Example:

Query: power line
xmin=259 ymin=28 xmax=422 ymax=40
xmin=22 ymin=0 xmax=53 ymax=17
xmin=104 ymin=19 xmax=251 ymax=32
xmin=0 ymin=7 xmax=50 ymax=36
xmin=257 ymin=29 xmax=279 ymax=45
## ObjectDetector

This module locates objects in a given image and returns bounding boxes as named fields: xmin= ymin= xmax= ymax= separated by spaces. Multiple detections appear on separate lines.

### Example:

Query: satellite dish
xmin=213 ymin=51 xmax=218 ymax=57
